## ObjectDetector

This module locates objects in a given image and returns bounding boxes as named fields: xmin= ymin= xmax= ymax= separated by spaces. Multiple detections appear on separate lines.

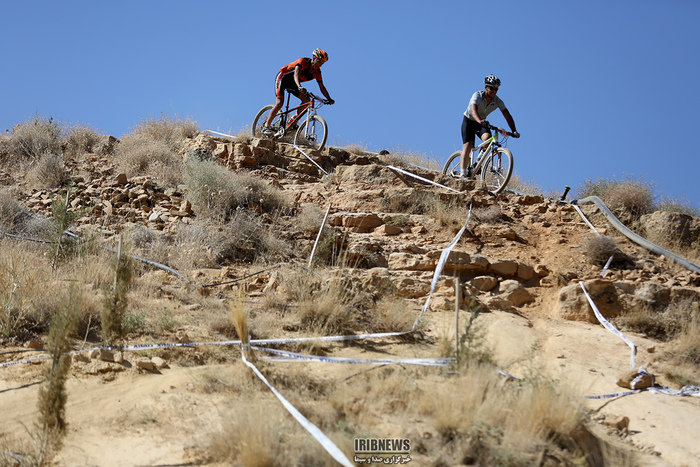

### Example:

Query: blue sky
xmin=2 ymin=1 xmax=699 ymax=209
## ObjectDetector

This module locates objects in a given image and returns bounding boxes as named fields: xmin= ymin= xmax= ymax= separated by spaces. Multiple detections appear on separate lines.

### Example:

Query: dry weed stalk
xmin=101 ymin=235 xmax=132 ymax=347
xmin=231 ymin=300 xmax=255 ymax=362
xmin=35 ymin=286 xmax=81 ymax=463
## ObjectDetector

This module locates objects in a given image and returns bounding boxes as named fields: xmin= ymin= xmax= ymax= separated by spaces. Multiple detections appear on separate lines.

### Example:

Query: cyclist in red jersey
xmin=262 ymin=48 xmax=335 ymax=135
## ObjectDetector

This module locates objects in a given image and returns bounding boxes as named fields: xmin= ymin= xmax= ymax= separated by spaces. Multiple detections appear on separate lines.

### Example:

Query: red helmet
xmin=313 ymin=48 xmax=328 ymax=62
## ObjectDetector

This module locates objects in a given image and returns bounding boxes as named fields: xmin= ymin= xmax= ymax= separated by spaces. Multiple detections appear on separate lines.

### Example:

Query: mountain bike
xmin=442 ymin=123 xmax=516 ymax=194
xmin=251 ymin=91 xmax=329 ymax=151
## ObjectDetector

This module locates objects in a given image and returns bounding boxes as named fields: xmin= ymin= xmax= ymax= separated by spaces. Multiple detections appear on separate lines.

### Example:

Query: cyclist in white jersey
xmin=459 ymin=75 xmax=519 ymax=177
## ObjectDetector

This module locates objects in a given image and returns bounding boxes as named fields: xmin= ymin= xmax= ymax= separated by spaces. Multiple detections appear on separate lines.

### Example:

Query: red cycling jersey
xmin=279 ymin=57 xmax=322 ymax=83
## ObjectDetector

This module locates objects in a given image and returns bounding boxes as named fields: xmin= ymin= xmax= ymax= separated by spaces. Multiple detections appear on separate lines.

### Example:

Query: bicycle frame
xmin=471 ymin=131 xmax=501 ymax=176
xmin=277 ymin=93 xmax=319 ymax=137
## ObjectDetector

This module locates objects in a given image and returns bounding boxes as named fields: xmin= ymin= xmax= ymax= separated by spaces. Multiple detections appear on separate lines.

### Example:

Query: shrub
xmin=473 ymin=204 xmax=503 ymax=224
xmin=9 ymin=115 xmax=62 ymax=161
xmin=382 ymin=147 xmax=441 ymax=171
xmin=101 ymin=241 xmax=133 ymax=346
xmin=370 ymin=296 xmax=419 ymax=334
xmin=581 ymin=234 xmax=620 ymax=266
xmin=27 ymin=153 xmax=69 ymax=188
xmin=115 ymin=134 xmax=182 ymax=182
xmin=576 ymin=176 xmax=655 ymax=223
xmin=0 ymin=191 xmax=28 ymax=233
xmin=36 ymin=286 xmax=81 ymax=460
xmin=47 ymin=193 xmax=90 ymax=265
xmin=115 ymin=115 xmax=196 ymax=185
xmin=185 ymin=159 xmax=290 ymax=221
xmin=654 ymin=195 xmax=700 ymax=217
xmin=0 ymin=240 xmax=45 ymax=339
xmin=64 ymin=123 xmax=101 ymax=157
xmin=126 ymin=115 xmax=198 ymax=152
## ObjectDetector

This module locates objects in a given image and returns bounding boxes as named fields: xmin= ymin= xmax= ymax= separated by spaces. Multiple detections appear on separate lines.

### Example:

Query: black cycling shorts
xmin=461 ymin=115 xmax=490 ymax=144
xmin=275 ymin=72 xmax=302 ymax=98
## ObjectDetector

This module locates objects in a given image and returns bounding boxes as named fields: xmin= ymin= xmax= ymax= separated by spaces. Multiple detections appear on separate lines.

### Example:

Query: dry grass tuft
xmin=8 ymin=115 xmax=63 ymax=161
xmin=0 ymin=191 xmax=30 ymax=233
xmin=473 ymin=204 xmax=503 ymax=224
xmin=204 ymin=402 xmax=336 ymax=466
xmin=115 ymin=115 xmax=196 ymax=186
xmin=382 ymin=147 xmax=441 ymax=171
xmin=576 ymin=176 xmax=655 ymax=224
xmin=185 ymin=159 xmax=290 ymax=221
xmin=370 ymin=296 xmax=418 ymax=334
xmin=64 ymin=124 xmax=101 ymax=158
xmin=27 ymin=153 xmax=69 ymax=188
xmin=581 ymin=234 xmax=620 ymax=266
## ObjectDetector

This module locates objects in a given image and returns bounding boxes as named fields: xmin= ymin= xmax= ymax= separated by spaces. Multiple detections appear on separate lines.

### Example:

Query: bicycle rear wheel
xmin=252 ymin=105 xmax=281 ymax=138
xmin=294 ymin=116 xmax=328 ymax=151
xmin=479 ymin=147 xmax=513 ymax=194
xmin=442 ymin=151 xmax=462 ymax=176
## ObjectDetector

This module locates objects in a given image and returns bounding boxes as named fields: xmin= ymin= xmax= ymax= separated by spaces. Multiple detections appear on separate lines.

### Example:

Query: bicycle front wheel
xmin=479 ymin=147 xmax=513 ymax=194
xmin=294 ymin=116 xmax=328 ymax=151
xmin=252 ymin=105 xmax=280 ymax=138
xmin=442 ymin=151 xmax=462 ymax=177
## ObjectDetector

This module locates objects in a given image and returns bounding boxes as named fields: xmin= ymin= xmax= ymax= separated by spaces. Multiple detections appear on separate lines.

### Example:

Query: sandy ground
xmin=3 ymin=304 xmax=700 ymax=466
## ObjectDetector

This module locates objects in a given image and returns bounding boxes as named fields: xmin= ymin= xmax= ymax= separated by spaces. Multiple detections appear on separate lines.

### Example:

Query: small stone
xmin=136 ymin=359 xmax=156 ymax=371
xmin=24 ymin=340 xmax=43 ymax=350
xmin=151 ymin=357 xmax=168 ymax=370
xmin=604 ymin=415 xmax=630 ymax=432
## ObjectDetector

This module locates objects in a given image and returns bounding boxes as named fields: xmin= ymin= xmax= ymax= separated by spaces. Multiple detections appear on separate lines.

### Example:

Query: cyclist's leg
xmin=460 ymin=142 xmax=473 ymax=172
xmin=265 ymin=73 xmax=285 ymax=127
xmin=475 ymin=127 xmax=491 ymax=159
xmin=460 ymin=116 xmax=480 ymax=175
xmin=296 ymin=88 xmax=310 ymax=117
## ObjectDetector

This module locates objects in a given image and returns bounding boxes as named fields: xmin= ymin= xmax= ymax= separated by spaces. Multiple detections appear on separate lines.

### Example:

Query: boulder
xmin=498 ymin=280 xmax=535 ymax=307
xmin=641 ymin=211 xmax=700 ymax=246
xmin=554 ymin=279 xmax=624 ymax=323
xmin=488 ymin=260 xmax=519 ymax=278
xmin=472 ymin=275 xmax=498 ymax=292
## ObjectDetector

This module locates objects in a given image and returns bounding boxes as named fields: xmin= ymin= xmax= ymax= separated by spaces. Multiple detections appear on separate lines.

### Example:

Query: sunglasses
xmin=486 ymin=86 xmax=499 ymax=91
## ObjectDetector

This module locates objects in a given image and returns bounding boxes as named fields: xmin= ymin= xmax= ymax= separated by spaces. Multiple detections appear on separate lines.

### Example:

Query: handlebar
xmin=304 ymin=91 xmax=333 ymax=106
xmin=483 ymin=122 xmax=519 ymax=138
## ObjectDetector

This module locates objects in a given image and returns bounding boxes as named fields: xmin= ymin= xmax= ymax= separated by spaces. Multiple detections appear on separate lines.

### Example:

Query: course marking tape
xmin=1 ymin=331 xmax=417 ymax=369
xmin=276 ymin=142 xmax=328 ymax=176
xmin=387 ymin=165 xmax=464 ymax=194
xmin=253 ymin=346 xmax=452 ymax=367
xmin=572 ymin=204 xmax=600 ymax=235
xmin=601 ymin=254 xmax=614 ymax=276
xmin=241 ymin=349 xmax=354 ymax=467
xmin=201 ymin=129 xmax=236 ymax=138
xmin=579 ymin=281 xmax=637 ymax=370
xmin=412 ymin=201 xmax=473 ymax=331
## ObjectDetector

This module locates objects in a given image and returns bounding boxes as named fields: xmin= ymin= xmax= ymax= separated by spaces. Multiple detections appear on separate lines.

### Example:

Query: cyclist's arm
xmin=501 ymin=108 xmax=517 ymax=134
xmin=293 ymin=66 xmax=305 ymax=92
xmin=469 ymin=103 xmax=483 ymax=124
xmin=317 ymin=80 xmax=333 ymax=103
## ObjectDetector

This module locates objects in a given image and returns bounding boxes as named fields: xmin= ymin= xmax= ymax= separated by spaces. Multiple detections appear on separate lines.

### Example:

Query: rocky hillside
xmin=1 ymin=130 xmax=700 ymax=466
